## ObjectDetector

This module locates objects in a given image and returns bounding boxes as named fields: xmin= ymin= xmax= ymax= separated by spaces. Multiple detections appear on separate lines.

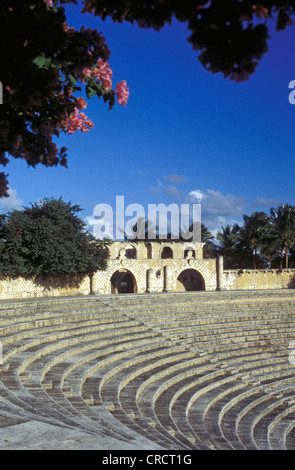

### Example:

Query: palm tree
xmin=266 ymin=204 xmax=295 ymax=269
xmin=217 ymin=225 xmax=238 ymax=253
xmin=216 ymin=225 xmax=239 ymax=268
xmin=234 ymin=211 xmax=270 ymax=269
xmin=201 ymin=224 xmax=217 ymax=258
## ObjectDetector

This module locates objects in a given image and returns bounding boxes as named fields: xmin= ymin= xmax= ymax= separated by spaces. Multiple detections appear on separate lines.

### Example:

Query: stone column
xmin=164 ymin=265 xmax=172 ymax=292
xmin=88 ymin=272 xmax=95 ymax=295
xmin=147 ymin=268 xmax=154 ymax=293
xmin=217 ymin=256 xmax=224 ymax=291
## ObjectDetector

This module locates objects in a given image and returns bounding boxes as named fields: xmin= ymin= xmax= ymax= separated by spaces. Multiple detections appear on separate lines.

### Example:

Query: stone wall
xmin=0 ymin=241 xmax=210 ymax=300
xmin=223 ymin=268 xmax=295 ymax=290
xmin=93 ymin=257 xmax=217 ymax=295
xmin=0 ymin=274 xmax=90 ymax=300
xmin=0 ymin=240 xmax=294 ymax=300
xmin=0 ymin=268 xmax=294 ymax=300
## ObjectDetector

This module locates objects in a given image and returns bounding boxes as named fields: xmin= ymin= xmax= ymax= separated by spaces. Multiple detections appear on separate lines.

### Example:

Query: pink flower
xmin=115 ymin=80 xmax=129 ymax=106
xmin=97 ymin=59 xmax=113 ymax=90
xmin=75 ymin=97 xmax=87 ymax=110
xmin=82 ymin=67 xmax=92 ymax=78
xmin=43 ymin=0 xmax=53 ymax=6
xmin=61 ymin=107 xmax=94 ymax=135
xmin=82 ymin=59 xmax=113 ymax=90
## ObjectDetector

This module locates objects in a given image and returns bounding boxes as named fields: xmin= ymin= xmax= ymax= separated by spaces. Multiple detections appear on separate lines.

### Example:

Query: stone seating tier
xmin=0 ymin=289 xmax=294 ymax=450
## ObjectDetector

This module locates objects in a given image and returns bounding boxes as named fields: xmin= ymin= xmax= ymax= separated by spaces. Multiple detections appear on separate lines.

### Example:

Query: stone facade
xmin=0 ymin=241 xmax=294 ymax=300
xmin=93 ymin=240 xmax=217 ymax=294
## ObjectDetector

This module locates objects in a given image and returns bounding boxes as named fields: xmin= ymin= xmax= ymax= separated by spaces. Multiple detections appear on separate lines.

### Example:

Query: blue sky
xmin=2 ymin=3 xmax=295 ymax=237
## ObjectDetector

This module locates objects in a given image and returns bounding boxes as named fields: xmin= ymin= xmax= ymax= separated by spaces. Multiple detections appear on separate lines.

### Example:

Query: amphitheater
xmin=0 ymin=288 xmax=295 ymax=450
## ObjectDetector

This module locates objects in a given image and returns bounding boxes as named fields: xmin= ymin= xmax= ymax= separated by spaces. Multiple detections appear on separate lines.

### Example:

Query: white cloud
xmin=84 ymin=214 xmax=114 ymax=240
xmin=150 ymin=173 xmax=188 ymax=198
xmin=150 ymin=179 xmax=182 ymax=197
xmin=189 ymin=189 xmax=204 ymax=203
xmin=188 ymin=188 xmax=246 ymax=234
xmin=0 ymin=188 xmax=23 ymax=212
xmin=252 ymin=196 xmax=283 ymax=208
xmin=163 ymin=174 xmax=187 ymax=184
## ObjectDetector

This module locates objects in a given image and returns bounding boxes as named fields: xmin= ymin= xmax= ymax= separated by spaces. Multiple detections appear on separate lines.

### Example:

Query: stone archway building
xmin=93 ymin=240 xmax=222 ymax=294
xmin=0 ymin=239 xmax=294 ymax=299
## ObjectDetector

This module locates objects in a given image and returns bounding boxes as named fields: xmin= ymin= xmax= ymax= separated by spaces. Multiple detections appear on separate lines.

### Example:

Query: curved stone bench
xmin=0 ymin=290 xmax=294 ymax=449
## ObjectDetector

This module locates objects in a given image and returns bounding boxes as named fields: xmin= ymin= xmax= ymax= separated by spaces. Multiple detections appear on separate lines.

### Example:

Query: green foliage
xmin=85 ymin=77 xmax=115 ymax=110
xmin=0 ymin=197 xmax=109 ymax=276
xmin=201 ymin=224 xmax=218 ymax=259
xmin=234 ymin=211 xmax=270 ymax=269
xmin=0 ymin=0 xmax=113 ymax=196
xmin=0 ymin=1 xmax=294 ymax=197
xmin=264 ymin=204 xmax=295 ymax=268
xmin=216 ymin=205 xmax=295 ymax=269
xmin=216 ymin=224 xmax=240 ymax=268
xmin=89 ymin=0 xmax=294 ymax=81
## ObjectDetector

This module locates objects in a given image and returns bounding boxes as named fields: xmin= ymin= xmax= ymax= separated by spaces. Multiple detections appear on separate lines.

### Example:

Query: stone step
xmin=0 ymin=291 xmax=294 ymax=450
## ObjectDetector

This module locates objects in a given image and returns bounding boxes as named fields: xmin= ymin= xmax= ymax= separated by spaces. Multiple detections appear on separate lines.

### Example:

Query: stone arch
xmin=184 ymin=246 xmax=196 ymax=259
xmin=176 ymin=268 xmax=205 ymax=291
xmin=111 ymin=269 xmax=137 ymax=294
xmin=160 ymin=246 xmax=173 ymax=259
xmin=125 ymin=245 xmax=137 ymax=259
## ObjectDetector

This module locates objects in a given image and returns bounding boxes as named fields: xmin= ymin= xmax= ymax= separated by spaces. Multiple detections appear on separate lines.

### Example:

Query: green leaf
xmin=44 ymin=58 xmax=52 ymax=67
xmin=86 ymin=86 xmax=97 ymax=99
xmin=69 ymin=75 xmax=77 ymax=86
xmin=33 ymin=55 xmax=46 ymax=68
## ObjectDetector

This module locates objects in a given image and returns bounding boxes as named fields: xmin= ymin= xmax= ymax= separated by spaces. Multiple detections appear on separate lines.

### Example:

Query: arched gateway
xmin=111 ymin=269 xmax=137 ymax=294
xmin=94 ymin=241 xmax=217 ymax=295
xmin=176 ymin=269 xmax=205 ymax=291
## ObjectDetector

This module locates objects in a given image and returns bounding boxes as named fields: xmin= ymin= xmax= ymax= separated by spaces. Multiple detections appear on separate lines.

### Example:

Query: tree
xmin=216 ymin=224 xmax=239 ymax=268
xmin=265 ymin=204 xmax=295 ymax=269
xmin=201 ymin=223 xmax=217 ymax=258
xmin=234 ymin=211 xmax=270 ymax=269
xmin=0 ymin=197 xmax=109 ymax=276
xmin=87 ymin=0 xmax=294 ymax=82
xmin=1 ymin=1 xmax=294 ymax=196
xmin=0 ymin=0 xmax=129 ymax=197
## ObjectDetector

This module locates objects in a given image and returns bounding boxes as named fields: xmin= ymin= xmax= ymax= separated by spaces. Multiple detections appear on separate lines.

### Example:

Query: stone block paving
xmin=0 ymin=290 xmax=295 ymax=450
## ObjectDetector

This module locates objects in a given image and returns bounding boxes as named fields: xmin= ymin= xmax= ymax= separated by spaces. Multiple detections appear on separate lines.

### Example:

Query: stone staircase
xmin=0 ymin=289 xmax=295 ymax=449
